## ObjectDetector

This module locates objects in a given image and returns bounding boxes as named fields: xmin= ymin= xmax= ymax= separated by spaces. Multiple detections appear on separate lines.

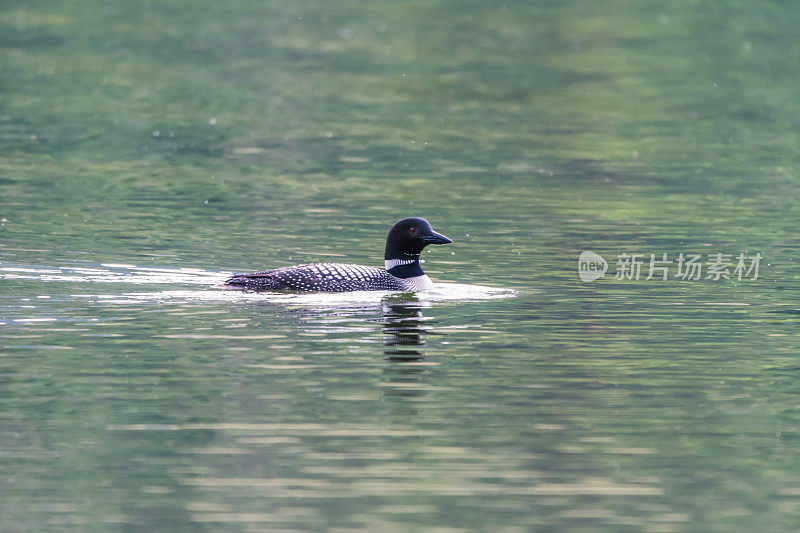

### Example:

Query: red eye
xmin=409 ymin=227 xmax=417 ymax=235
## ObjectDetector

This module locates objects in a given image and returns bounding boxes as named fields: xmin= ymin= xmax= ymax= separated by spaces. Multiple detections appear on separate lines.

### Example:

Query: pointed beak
xmin=421 ymin=230 xmax=453 ymax=245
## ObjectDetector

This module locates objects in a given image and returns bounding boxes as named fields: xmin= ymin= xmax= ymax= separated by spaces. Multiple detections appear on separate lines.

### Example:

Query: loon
xmin=224 ymin=217 xmax=453 ymax=292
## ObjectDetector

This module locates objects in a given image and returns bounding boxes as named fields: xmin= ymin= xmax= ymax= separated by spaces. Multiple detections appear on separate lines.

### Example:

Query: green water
xmin=3 ymin=1 xmax=800 ymax=530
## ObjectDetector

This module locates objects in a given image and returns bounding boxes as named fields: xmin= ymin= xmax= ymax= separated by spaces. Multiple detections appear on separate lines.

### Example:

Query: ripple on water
xmin=1 ymin=261 xmax=517 ymax=307
xmin=0 ymin=262 xmax=229 ymax=285
xmin=75 ymin=283 xmax=516 ymax=307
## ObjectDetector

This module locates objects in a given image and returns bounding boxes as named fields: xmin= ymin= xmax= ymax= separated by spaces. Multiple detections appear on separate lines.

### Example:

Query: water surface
xmin=2 ymin=1 xmax=800 ymax=531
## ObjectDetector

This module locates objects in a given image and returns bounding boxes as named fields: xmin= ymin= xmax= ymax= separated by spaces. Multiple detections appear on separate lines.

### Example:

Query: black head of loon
xmin=384 ymin=217 xmax=453 ymax=278
xmin=384 ymin=217 xmax=453 ymax=259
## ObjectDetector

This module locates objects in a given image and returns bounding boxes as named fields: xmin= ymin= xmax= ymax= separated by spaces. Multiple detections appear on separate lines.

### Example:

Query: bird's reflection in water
xmin=380 ymin=295 xmax=442 ymax=406
xmin=382 ymin=297 xmax=429 ymax=362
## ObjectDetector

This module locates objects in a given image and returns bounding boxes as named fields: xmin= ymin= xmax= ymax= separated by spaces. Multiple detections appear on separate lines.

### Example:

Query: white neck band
xmin=385 ymin=258 xmax=421 ymax=270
